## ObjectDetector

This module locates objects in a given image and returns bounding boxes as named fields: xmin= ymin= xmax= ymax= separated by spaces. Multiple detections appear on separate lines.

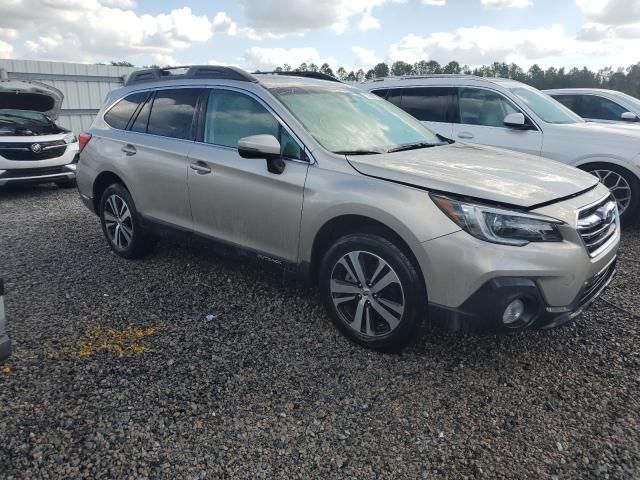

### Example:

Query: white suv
xmin=362 ymin=76 xmax=640 ymax=220
xmin=544 ymin=88 xmax=640 ymax=125
xmin=0 ymin=74 xmax=79 ymax=188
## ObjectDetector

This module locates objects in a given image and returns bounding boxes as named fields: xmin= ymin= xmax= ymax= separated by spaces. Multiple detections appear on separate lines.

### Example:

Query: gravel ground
xmin=0 ymin=184 xmax=639 ymax=479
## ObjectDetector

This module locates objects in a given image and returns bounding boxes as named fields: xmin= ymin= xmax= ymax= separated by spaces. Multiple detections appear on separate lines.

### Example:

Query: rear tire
xmin=319 ymin=233 xmax=425 ymax=351
xmin=99 ymin=183 xmax=155 ymax=259
xmin=581 ymin=163 xmax=640 ymax=222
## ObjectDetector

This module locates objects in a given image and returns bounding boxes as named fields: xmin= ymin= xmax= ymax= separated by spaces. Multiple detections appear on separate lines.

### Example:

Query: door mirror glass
xmin=621 ymin=111 xmax=638 ymax=122
xmin=238 ymin=134 xmax=281 ymax=160
xmin=504 ymin=112 xmax=526 ymax=128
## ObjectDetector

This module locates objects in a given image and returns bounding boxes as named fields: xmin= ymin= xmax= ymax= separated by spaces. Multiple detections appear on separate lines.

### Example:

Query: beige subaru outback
xmin=76 ymin=66 xmax=619 ymax=350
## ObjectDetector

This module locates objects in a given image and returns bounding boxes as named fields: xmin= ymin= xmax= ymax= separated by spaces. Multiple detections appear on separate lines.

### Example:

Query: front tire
xmin=582 ymin=163 xmax=640 ymax=222
xmin=319 ymin=233 xmax=425 ymax=351
xmin=99 ymin=183 xmax=155 ymax=259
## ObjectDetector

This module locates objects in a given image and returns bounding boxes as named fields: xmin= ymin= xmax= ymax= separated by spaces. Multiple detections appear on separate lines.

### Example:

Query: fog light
xmin=503 ymin=298 xmax=525 ymax=325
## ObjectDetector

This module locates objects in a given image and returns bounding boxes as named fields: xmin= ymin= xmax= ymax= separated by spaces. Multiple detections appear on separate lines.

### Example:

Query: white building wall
xmin=0 ymin=59 xmax=138 ymax=133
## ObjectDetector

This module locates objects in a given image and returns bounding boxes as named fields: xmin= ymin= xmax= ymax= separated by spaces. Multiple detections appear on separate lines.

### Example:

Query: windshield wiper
xmin=387 ymin=142 xmax=445 ymax=153
xmin=334 ymin=149 xmax=385 ymax=155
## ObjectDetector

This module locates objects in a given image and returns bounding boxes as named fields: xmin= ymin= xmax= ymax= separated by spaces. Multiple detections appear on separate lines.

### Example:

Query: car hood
xmin=0 ymin=79 xmax=64 ymax=119
xmin=347 ymin=142 xmax=599 ymax=209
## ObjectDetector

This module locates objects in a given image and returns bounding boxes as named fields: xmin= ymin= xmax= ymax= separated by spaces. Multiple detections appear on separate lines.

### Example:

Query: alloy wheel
xmin=104 ymin=194 xmax=134 ymax=250
xmin=590 ymin=169 xmax=632 ymax=215
xmin=330 ymin=250 xmax=405 ymax=338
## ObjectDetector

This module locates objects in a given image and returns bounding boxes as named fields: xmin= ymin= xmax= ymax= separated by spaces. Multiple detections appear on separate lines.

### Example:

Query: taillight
xmin=78 ymin=132 xmax=92 ymax=152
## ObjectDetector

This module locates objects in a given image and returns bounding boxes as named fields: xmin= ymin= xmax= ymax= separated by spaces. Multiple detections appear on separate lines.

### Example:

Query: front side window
xmin=458 ymin=88 xmax=519 ymax=128
xmin=146 ymin=88 xmax=203 ymax=140
xmin=401 ymin=87 xmax=450 ymax=122
xmin=203 ymin=90 xmax=303 ymax=160
xmin=104 ymin=91 xmax=148 ymax=130
xmin=580 ymin=95 xmax=627 ymax=121
xmin=510 ymin=87 xmax=582 ymax=124
xmin=269 ymin=86 xmax=441 ymax=154
xmin=552 ymin=95 xmax=579 ymax=112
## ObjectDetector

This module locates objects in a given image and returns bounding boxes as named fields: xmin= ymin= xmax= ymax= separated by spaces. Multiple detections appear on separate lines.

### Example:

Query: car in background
xmin=76 ymin=66 xmax=619 ymax=350
xmin=0 ymin=72 xmax=79 ymax=189
xmin=0 ymin=279 xmax=10 ymax=362
xmin=544 ymin=88 xmax=640 ymax=125
xmin=362 ymin=76 xmax=640 ymax=221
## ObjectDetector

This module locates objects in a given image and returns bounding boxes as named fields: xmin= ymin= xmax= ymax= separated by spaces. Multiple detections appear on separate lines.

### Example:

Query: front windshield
xmin=510 ymin=87 xmax=583 ymax=124
xmin=616 ymin=92 xmax=640 ymax=111
xmin=269 ymin=86 xmax=442 ymax=153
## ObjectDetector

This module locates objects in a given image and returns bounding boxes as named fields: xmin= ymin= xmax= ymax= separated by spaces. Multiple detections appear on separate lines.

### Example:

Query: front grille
xmin=577 ymin=195 xmax=618 ymax=256
xmin=576 ymin=259 xmax=616 ymax=311
xmin=0 ymin=166 xmax=66 ymax=178
xmin=0 ymin=140 xmax=67 ymax=161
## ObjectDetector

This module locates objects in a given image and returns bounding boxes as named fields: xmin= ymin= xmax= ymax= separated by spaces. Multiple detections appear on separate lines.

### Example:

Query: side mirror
xmin=238 ymin=134 xmax=285 ymax=174
xmin=504 ymin=112 xmax=527 ymax=129
xmin=621 ymin=111 xmax=638 ymax=122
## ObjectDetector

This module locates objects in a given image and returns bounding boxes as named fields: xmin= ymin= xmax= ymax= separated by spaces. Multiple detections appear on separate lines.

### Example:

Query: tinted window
xmin=580 ymin=95 xmax=627 ymax=121
xmin=130 ymin=93 xmax=153 ymax=133
xmin=459 ymin=88 xmax=519 ymax=127
xmin=386 ymin=89 xmax=403 ymax=107
xmin=371 ymin=89 xmax=388 ymax=99
xmin=553 ymin=94 xmax=579 ymax=112
xmin=147 ymin=88 xmax=202 ymax=140
xmin=104 ymin=92 xmax=148 ymax=130
xmin=401 ymin=87 xmax=449 ymax=122
xmin=204 ymin=90 xmax=303 ymax=160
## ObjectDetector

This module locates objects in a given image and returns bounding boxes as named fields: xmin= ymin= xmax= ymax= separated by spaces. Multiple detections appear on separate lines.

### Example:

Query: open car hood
xmin=347 ymin=143 xmax=600 ymax=209
xmin=0 ymin=79 xmax=64 ymax=120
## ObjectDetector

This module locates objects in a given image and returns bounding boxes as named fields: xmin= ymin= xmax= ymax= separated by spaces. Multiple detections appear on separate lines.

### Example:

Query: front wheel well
xmin=308 ymin=215 xmax=425 ymax=290
xmin=92 ymin=172 xmax=127 ymax=213
xmin=576 ymin=161 xmax=640 ymax=181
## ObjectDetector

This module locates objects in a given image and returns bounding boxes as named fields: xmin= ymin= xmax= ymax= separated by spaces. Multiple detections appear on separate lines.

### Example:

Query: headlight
xmin=431 ymin=194 xmax=563 ymax=246
xmin=63 ymin=133 xmax=77 ymax=144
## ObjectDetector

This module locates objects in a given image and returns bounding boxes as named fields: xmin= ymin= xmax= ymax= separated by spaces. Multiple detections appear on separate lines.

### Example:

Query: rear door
xmin=122 ymin=87 xmax=204 ymax=230
xmin=451 ymin=87 xmax=543 ymax=157
xmin=371 ymin=87 xmax=454 ymax=138
xmin=187 ymin=88 xmax=308 ymax=262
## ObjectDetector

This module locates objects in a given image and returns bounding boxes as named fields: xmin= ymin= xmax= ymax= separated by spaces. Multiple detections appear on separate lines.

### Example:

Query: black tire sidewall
xmin=99 ymin=183 xmax=148 ymax=259
xmin=584 ymin=163 xmax=640 ymax=222
xmin=319 ymin=233 xmax=425 ymax=351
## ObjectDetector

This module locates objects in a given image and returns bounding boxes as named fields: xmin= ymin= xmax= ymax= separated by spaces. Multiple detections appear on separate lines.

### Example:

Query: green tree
xmin=442 ymin=61 xmax=461 ymax=74
xmin=320 ymin=63 xmax=334 ymax=77
xmin=373 ymin=62 xmax=390 ymax=78
xmin=391 ymin=61 xmax=413 ymax=76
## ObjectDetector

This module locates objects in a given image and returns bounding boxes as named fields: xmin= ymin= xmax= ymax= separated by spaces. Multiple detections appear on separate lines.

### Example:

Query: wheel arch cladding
xmin=93 ymin=171 xmax=130 ymax=213
xmin=308 ymin=214 xmax=427 ymax=292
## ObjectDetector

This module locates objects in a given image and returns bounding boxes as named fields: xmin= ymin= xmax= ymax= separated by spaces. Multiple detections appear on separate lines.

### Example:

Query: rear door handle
xmin=190 ymin=161 xmax=212 ymax=175
xmin=121 ymin=145 xmax=137 ymax=156
xmin=457 ymin=132 xmax=474 ymax=140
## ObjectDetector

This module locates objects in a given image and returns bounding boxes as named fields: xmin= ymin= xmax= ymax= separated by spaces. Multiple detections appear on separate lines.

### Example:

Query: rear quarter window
xmin=104 ymin=92 xmax=149 ymax=130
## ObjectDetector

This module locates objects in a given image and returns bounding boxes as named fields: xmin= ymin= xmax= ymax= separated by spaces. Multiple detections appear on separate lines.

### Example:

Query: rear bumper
xmin=429 ymin=257 xmax=617 ymax=332
xmin=0 ymin=334 xmax=10 ymax=363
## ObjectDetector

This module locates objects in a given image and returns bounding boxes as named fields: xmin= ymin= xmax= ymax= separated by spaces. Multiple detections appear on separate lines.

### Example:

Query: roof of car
xmin=543 ymin=88 xmax=620 ymax=95
xmin=362 ymin=74 xmax=526 ymax=89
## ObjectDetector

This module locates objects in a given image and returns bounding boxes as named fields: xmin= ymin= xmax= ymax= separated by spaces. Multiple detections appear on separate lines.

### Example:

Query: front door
xmin=187 ymin=89 xmax=308 ymax=262
xmin=451 ymin=87 xmax=543 ymax=157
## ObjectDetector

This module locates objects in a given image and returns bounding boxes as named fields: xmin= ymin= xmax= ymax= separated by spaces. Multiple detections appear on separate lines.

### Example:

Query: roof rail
xmin=369 ymin=74 xmax=480 ymax=82
xmin=125 ymin=65 xmax=258 ymax=86
xmin=256 ymin=71 xmax=342 ymax=83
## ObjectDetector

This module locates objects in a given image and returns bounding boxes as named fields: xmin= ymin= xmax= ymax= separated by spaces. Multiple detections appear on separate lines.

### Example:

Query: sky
xmin=1 ymin=0 xmax=639 ymax=72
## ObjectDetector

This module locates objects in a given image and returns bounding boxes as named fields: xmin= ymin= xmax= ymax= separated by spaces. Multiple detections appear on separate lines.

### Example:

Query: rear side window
xmin=147 ymin=88 xmax=203 ymax=140
xmin=401 ymin=87 xmax=450 ymax=122
xmin=203 ymin=90 xmax=303 ymax=160
xmin=104 ymin=92 xmax=148 ymax=130
xmin=386 ymin=89 xmax=403 ymax=107
xmin=552 ymin=94 xmax=579 ymax=112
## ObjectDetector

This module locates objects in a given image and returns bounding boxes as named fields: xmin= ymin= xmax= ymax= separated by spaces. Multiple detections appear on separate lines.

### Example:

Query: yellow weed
xmin=72 ymin=325 xmax=158 ymax=358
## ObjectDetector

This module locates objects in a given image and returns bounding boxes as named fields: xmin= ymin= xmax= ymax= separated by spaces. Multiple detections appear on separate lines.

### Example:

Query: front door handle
xmin=458 ymin=132 xmax=474 ymax=140
xmin=121 ymin=144 xmax=137 ymax=156
xmin=190 ymin=161 xmax=212 ymax=175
